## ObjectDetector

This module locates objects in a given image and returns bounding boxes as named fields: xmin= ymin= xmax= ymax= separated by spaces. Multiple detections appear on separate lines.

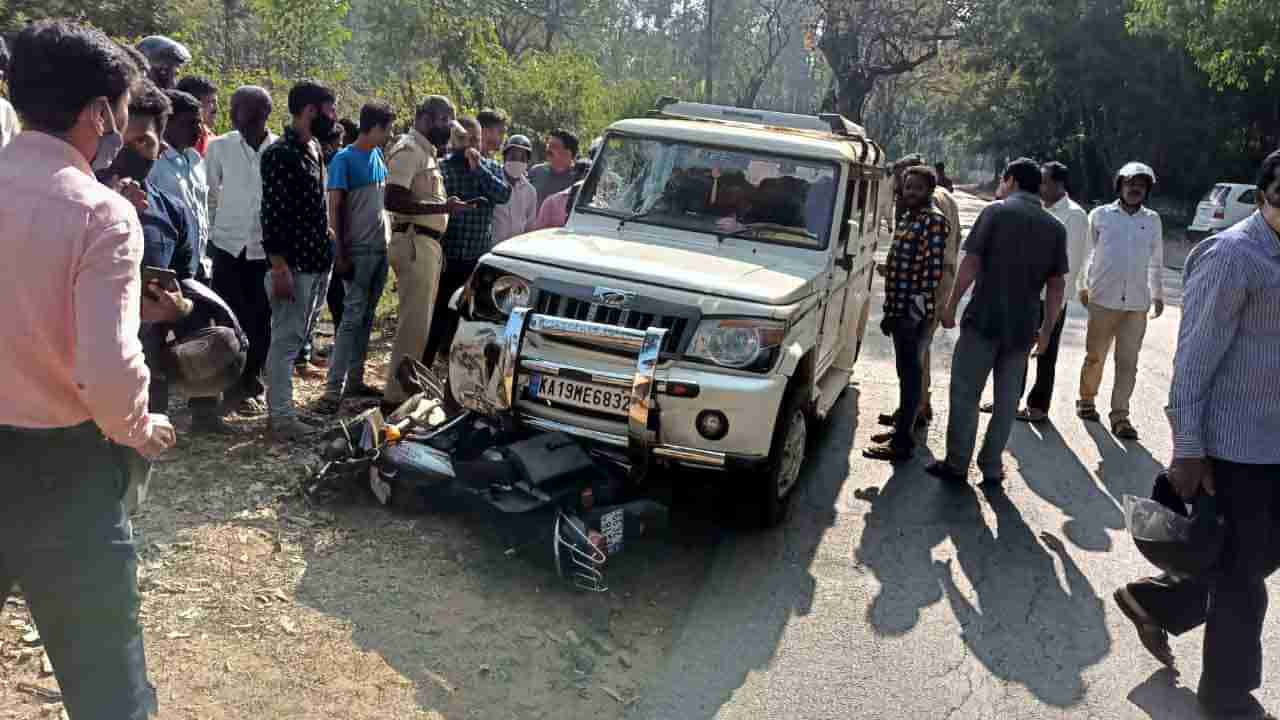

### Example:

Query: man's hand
xmin=940 ymin=304 xmax=957 ymax=330
xmin=879 ymin=315 xmax=898 ymax=337
xmin=445 ymin=196 xmax=474 ymax=214
xmin=140 ymin=281 xmax=187 ymax=324
xmin=139 ymin=415 xmax=177 ymax=460
xmin=1078 ymin=289 xmax=1090 ymax=307
xmin=1031 ymin=332 xmax=1051 ymax=358
xmin=333 ymin=251 xmax=353 ymax=280
xmin=270 ymin=262 xmax=295 ymax=301
xmin=111 ymin=177 xmax=149 ymax=213
xmin=876 ymin=263 xmax=887 ymax=278
xmin=1152 ymin=299 xmax=1165 ymax=319
xmin=1168 ymin=456 xmax=1215 ymax=500
xmin=464 ymin=147 xmax=482 ymax=171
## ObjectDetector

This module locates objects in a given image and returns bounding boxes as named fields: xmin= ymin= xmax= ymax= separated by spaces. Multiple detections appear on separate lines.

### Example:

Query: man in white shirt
xmin=151 ymin=89 xmax=210 ymax=280
xmin=1076 ymin=161 xmax=1166 ymax=440
xmin=206 ymin=86 xmax=276 ymax=415
xmin=1013 ymin=161 xmax=1090 ymax=422
xmin=492 ymin=134 xmax=538 ymax=242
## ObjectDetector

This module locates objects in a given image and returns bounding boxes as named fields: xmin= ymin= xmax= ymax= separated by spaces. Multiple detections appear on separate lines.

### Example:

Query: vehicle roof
xmin=1211 ymin=182 xmax=1254 ymax=189
xmin=607 ymin=117 xmax=876 ymax=166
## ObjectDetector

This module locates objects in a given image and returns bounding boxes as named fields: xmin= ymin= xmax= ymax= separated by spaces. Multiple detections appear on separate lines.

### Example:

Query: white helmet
xmin=1115 ymin=162 xmax=1157 ymax=192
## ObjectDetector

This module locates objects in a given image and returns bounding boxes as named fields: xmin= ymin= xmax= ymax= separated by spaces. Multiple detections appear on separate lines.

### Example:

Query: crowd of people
xmin=866 ymin=150 xmax=1280 ymax=719
xmin=1 ymin=16 xmax=1278 ymax=720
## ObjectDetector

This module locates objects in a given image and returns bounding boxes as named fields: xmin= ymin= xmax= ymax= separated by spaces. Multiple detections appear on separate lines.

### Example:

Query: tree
xmin=251 ymin=0 xmax=351 ymax=78
xmin=1128 ymin=0 xmax=1280 ymax=92
xmin=726 ymin=0 xmax=811 ymax=107
xmin=0 ymin=0 xmax=170 ymax=36
xmin=811 ymin=0 xmax=960 ymax=121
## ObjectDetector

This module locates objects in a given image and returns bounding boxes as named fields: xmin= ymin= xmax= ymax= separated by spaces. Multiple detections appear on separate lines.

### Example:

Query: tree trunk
xmin=704 ymin=0 xmax=715 ymax=102
xmin=834 ymin=72 xmax=875 ymax=123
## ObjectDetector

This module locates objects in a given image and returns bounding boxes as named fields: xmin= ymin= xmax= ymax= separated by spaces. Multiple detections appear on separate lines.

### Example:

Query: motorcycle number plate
xmin=601 ymin=508 xmax=625 ymax=556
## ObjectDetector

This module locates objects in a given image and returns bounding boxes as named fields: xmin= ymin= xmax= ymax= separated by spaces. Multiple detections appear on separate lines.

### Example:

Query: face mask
xmin=92 ymin=101 xmax=124 ymax=171
xmin=310 ymin=113 xmax=335 ymax=140
xmin=110 ymin=145 xmax=156 ymax=183
xmin=426 ymin=126 xmax=452 ymax=148
xmin=504 ymin=160 xmax=528 ymax=178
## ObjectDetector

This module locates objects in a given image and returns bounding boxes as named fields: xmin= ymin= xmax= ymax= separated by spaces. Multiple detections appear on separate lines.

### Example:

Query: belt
xmin=391 ymin=222 xmax=443 ymax=241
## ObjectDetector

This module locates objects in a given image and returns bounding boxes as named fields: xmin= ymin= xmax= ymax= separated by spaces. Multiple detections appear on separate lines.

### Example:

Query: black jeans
xmin=0 ymin=424 xmax=157 ymax=719
xmin=1023 ymin=300 xmax=1067 ymax=412
xmin=891 ymin=319 xmax=931 ymax=451
xmin=1128 ymin=460 xmax=1280 ymax=704
xmin=423 ymin=257 xmax=478 ymax=367
xmin=211 ymin=246 xmax=271 ymax=400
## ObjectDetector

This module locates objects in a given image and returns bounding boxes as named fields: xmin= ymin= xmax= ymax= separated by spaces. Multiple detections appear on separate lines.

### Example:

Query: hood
xmin=492 ymin=228 xmax=818 ymax=305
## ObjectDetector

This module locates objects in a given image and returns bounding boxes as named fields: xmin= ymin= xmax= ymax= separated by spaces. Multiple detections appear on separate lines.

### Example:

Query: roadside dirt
xmin=0 ymin=326 xmax=716 ymax=720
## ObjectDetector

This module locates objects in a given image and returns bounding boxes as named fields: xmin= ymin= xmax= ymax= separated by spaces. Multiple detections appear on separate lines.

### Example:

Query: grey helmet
xmin=136 ymin=36 xmax=192 ymax=65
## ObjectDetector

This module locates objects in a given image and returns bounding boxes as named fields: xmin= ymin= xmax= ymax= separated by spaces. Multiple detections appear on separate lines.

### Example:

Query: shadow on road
xmin=639 ymin=385 xmax=859 ymax=719
xmin=1128 ymin=667 xmax=1203 ymax=719
xmin=1008 ymin=420 xmax=1124 ymax=552
xmin=1085 ymin=423 xmax=1164 ymax=501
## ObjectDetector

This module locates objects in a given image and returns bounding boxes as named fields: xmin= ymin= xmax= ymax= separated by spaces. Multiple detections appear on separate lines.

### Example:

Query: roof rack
xmin=652 ymin=97 xmax=867 ymax=139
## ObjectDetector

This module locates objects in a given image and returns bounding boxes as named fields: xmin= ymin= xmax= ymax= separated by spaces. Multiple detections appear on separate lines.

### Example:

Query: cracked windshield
xmin=581 ymin=135 xmax=837 ymax=247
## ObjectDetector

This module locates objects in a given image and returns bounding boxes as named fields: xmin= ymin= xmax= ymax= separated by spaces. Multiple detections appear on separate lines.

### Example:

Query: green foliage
xmin=0 ymin=0 xmax=170 ymax=36
xmin=250 ymin=0 xmax=351 ymax=78
xmin=1129 ymin=0 xmax=1280 ymax=91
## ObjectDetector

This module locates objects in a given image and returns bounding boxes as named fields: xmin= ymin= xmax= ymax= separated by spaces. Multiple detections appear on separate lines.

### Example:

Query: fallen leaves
xmin=16 ymin=682 xmax=61 ymax=702
xmin=278 ymin=617 xmax=299 ymax=636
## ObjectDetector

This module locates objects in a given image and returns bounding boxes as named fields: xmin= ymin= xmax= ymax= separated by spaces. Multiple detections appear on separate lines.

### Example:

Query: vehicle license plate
xmin=529 ymin=374 xmax=631 ymax=416
xmin=600 ymin=508 xmax=625 ymax=555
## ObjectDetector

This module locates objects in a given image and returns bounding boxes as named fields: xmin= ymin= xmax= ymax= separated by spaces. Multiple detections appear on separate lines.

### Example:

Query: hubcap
xmin=776 ymin=408 xmax=807 ymax=499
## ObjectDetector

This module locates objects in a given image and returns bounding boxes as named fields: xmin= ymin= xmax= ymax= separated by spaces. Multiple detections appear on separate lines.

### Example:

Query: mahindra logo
xmin=593 ymin=286 xmax=636 ymax=308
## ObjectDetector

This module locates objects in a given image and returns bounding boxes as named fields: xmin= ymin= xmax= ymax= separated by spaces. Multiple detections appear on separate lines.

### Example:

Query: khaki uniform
xmin=922 ymin=186 xmax=962 ymax=406
xmin=383 ymin=129 xmax=450 ymax=404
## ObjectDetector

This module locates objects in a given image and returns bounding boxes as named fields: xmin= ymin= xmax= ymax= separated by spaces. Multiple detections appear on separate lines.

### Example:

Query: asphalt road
xmin=637 ymin=192 xmax=1273 ymax=719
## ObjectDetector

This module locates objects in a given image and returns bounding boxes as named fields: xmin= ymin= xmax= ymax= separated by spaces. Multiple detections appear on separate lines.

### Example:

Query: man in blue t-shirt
xmin=317 ymin=102 xmax=396 ymax=412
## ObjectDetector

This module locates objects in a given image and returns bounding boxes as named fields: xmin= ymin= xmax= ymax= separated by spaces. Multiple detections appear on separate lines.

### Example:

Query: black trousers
xmin=1128 ymin=459 xmax=1280 ymax=703
xmin=211 ymin=246 xmax=271 ymax=399
xmin=423 ymin=258 xmax=478 ymax=367
xmin=891 ymin=319 xmax=931 ymax=451
xmin=1023 ymin=300 xmax=1067 ymax=412
xmin=0 ymin=424 xmax=157 ymax=719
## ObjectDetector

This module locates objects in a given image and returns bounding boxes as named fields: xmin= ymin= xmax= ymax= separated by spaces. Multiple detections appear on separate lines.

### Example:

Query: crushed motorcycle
xmin=307 ymin=358 xmax=667 ymax=592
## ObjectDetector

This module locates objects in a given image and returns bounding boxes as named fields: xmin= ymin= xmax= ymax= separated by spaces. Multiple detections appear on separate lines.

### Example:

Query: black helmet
xmin=136 ymin=36 xmax=192 ymax=65
xmin=1125 ymin=472 xmax=1224 ymax=579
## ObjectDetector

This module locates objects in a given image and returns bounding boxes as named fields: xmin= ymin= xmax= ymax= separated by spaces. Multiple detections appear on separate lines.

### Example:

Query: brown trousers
xmin=1077 ymin=304 xmax=1148 ymax=423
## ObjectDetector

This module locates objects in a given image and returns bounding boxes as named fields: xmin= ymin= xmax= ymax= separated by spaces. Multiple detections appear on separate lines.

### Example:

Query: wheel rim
xmin=777 ymin=408 xmax=807 ymax=499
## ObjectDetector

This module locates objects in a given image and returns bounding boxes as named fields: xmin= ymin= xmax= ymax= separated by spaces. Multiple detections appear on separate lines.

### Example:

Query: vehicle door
xmin=817 ymin=167 xmax=873 ymax=374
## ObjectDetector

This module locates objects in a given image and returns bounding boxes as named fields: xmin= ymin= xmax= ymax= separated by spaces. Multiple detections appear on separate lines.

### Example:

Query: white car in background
xmin=1188 ymin=182 xmax=1259 ymax=242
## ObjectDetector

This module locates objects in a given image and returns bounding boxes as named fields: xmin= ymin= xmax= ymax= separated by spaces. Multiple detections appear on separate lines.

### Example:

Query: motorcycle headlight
xmin=686 ymin=318 xmax=787 ymax=371
xmin=467 ymin=266 xmax=532 ymax=322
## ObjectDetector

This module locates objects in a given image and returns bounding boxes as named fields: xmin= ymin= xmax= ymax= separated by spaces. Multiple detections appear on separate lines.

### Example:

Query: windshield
xmin=577 ymin=133 xmax=840 ymax=249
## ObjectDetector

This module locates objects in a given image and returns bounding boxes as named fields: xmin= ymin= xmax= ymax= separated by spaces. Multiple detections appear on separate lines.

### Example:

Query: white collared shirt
xmin=0 ymin=98 xmax=20 ymax=149
xmin=150 ymin=145 xmax=210 ymax=275
xmin=1044 ymin=194 xmax=1090 ymax=304
xmin=1082 ymin=200 xmax=1164 ymax=311
xmin=205 ymin=130 xmax=276 ymax=260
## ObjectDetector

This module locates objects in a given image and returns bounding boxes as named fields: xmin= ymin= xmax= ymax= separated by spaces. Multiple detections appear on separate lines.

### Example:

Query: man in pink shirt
xmin=0 ymin=21 xmax=176 ymax=719
xmin=535 ymin=158 xmax=592 ymax=230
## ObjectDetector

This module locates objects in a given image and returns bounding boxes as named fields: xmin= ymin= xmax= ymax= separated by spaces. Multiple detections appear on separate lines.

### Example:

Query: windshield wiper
xmin=617 ymin=207 xmax=661 ymax=232
xmin=716 ymin=222 xmax=818 ymax=243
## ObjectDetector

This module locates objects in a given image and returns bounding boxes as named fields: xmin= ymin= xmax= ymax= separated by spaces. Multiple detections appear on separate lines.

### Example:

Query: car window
xmin=1202 ymin=185 xmax=1226 ymax=203
xmin=1237 ymin=189 xmax=1258 ymax=205
xmin=579 ymin=133 xmax=840 ymax=249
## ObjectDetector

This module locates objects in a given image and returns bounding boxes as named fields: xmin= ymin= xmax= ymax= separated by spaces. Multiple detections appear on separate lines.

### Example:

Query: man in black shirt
xmin=260 ymin=81 xmax=337 ymax=440
xmin=927 ymin=158 xmax=1068 ymax=488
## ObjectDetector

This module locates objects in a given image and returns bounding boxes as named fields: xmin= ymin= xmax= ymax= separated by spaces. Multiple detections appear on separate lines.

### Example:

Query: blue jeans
xmin=0 ymin=423 xmax=157 ymax=719
xmin=265 ymin=269 xmax=328 ymax=419
xmin=325 ymin=251 xmax=389 ymax=396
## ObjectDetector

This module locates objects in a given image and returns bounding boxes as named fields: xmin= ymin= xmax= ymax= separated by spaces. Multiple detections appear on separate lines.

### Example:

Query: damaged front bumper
xmin=449 ymin=307 xmax=779 ymax=478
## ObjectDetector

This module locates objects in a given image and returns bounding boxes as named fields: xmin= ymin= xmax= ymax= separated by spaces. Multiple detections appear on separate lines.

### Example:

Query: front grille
xmin=535 ymin=290 xmax=690 ymax=354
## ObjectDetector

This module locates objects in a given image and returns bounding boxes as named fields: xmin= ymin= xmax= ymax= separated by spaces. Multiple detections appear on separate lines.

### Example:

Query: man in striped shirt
xmin=1115 ymin=150 xmax=1280 ymax=720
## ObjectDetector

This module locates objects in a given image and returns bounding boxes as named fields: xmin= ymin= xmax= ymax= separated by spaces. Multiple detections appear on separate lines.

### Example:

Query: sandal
xmin=877 ymin=411 xmax=898 ymax=428
xmin=1077 ymin=403 xmax=1101 ymax=422
xmin=314 ymin=395 xmax=343 ymax=415
xmin=1114 ymin=587 xmax=1176 ymax=669
xmin=925 ymin=461 xmax=968 ymax=483
xmin=870 ymin=431 xmax=894 ymax=444
xmin=1112 ymin=419 xmax=1139 ymax=440
xmin=980 ymin=402 xmax=994 ymax=414
xmin=1016 ymin=407 xmax=1048 ymax=423
xmin=862 ymin=443 xmax=912 ymax=463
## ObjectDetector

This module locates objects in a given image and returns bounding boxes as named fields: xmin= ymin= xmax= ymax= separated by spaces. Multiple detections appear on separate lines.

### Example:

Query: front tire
xmin=745 ymin=389 xmax=809 ymax=529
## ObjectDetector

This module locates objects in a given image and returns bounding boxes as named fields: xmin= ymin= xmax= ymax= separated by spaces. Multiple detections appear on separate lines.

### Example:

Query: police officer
xmin=381 ymin=96 xmax=471 ymax=411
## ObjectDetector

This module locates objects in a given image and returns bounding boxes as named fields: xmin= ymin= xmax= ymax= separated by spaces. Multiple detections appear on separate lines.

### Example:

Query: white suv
xmin=1188 ymin=182 xmax=1258 ymax=243
xmin=448 ymin=100 xmax=886 ymax=526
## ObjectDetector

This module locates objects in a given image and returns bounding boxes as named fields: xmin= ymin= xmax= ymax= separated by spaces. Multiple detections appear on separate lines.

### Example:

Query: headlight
xmin=468 ymin=266 xmax=532 ymax=321
xmin=491 ymin=275 xmax=531 ymax=315
xmin=686 ymin=318 xmax=786 ymax=371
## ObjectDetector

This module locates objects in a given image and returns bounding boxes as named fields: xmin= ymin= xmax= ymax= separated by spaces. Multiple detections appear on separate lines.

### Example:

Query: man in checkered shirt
xmin=423 ymin=116 xmax=511 ymax=366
